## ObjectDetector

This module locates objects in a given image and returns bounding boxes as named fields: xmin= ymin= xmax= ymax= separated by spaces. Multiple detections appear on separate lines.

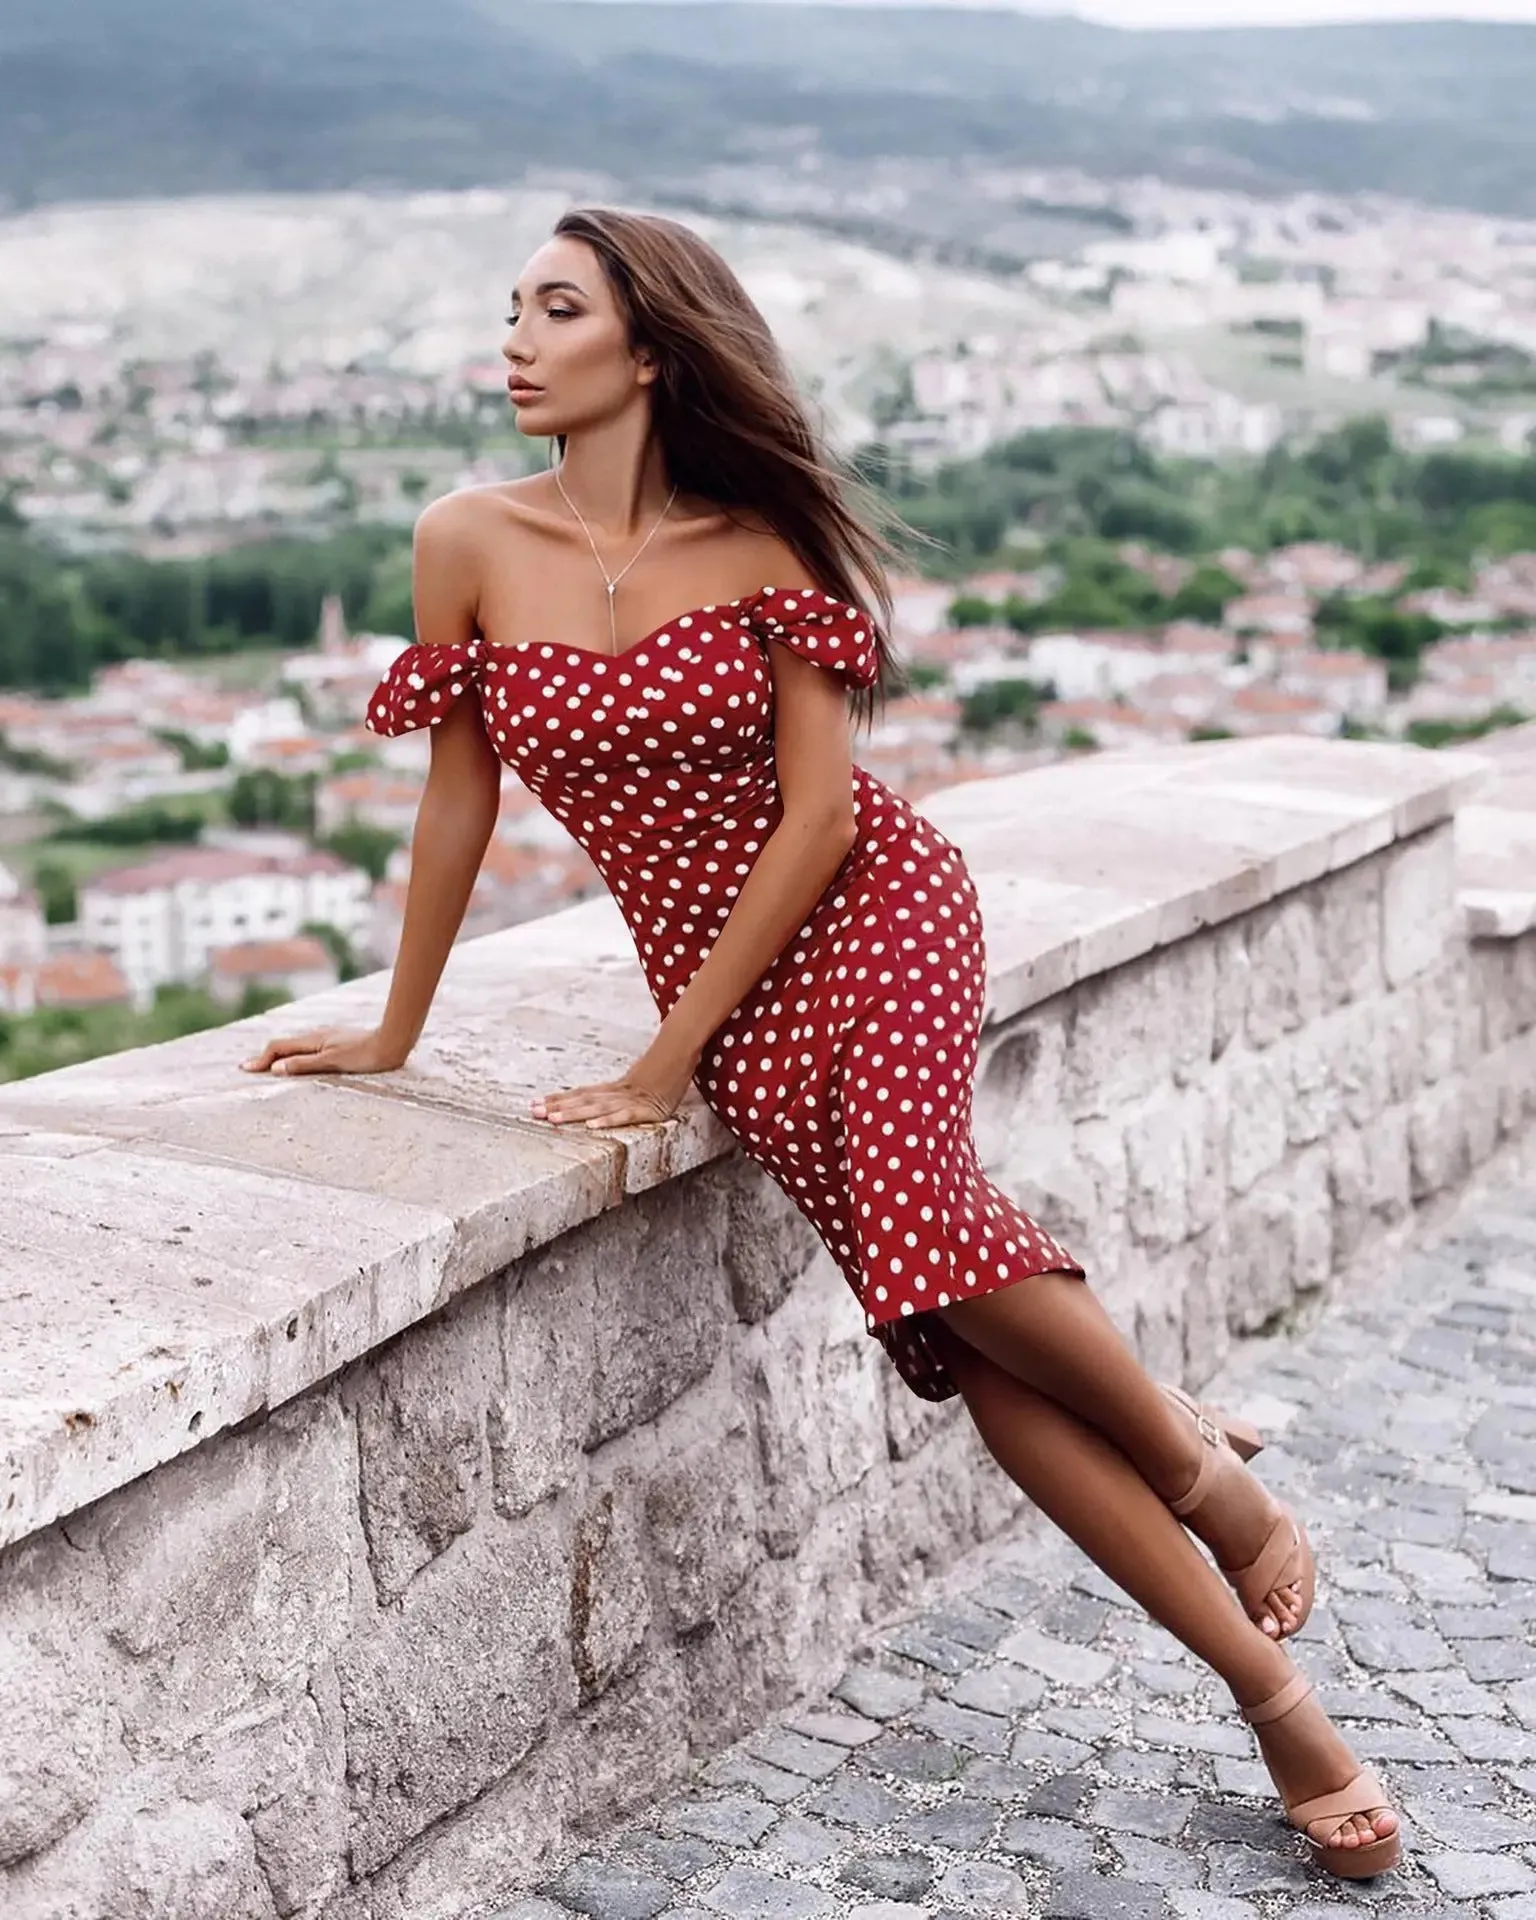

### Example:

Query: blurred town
xmin=3 ymin=172 xmax=1535 ymax=1077
xmin=3 ymin=538 xmax=1532 ymax=1040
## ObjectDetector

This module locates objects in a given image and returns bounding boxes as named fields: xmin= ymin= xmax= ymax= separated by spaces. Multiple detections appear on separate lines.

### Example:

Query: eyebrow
xmin=511 ymin=279 xmax=588 ymax=302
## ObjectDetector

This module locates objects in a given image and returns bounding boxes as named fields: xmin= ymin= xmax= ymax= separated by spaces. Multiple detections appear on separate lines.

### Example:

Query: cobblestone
xmin=527 ymin=1184 xmax=1536 ymax=1917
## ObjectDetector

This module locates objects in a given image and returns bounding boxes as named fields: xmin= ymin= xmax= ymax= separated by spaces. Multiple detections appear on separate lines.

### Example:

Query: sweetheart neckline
xmin=470 ymin=586 xmax=837 ymax=667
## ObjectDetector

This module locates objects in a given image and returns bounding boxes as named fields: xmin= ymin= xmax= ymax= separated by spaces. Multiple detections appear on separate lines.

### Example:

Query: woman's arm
xmin=531 ymin=634 xmax=860 ymax=1123
xmin=648 ymin=639 xmax=858 ymax=1064
xmin=243 ymin=501 xmax=501 ymax=1076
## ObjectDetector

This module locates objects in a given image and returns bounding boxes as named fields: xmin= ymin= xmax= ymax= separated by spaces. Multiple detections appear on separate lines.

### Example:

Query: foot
xmin=1166 ymin=1411 xmax=1307 ymax=1640
xmin=1244 ymin=1672 xmax=1401 ymax=1862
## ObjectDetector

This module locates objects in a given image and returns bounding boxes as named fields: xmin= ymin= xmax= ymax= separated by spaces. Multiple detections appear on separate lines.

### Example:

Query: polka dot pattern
xmin=365 ymin=586 xmax=1083 ymax=1402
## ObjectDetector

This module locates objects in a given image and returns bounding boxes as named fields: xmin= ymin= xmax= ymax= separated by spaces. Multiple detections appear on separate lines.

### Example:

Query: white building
xmin=78 ymin=847 xmax=371 ymax=993
xmin=1020 ymin=632 xmax=1166 ymax=703
xmin=0 ymin=862 xmax=48 ymax=966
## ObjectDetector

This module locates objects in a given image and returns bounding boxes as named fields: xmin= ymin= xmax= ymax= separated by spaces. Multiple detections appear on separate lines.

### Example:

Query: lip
xmin=506 ymin=378 xmax=543 ymax=401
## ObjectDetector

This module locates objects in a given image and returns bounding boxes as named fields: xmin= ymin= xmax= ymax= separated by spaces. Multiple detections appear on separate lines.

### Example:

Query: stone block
xmin=1290 ymin=1147 xmax=1333 ymax=1294
xmin=1381 ymin=825 xmax=1457 ymax=988
xmin=749 ymin=1280 xmax=885 ymax=1559
xmin=975 ymin=1002 xmax=1069 ymax=1168
xmin=1004 ymin=1118 xmax=1127 ymax=1268
xmin=1373 ymin=986 xmax=1423 ymax=1112
xmin=1210 ymin=923 xmax=1250 ymax=1061
xmin=561 ymin=1654 xmax=694 ymax=1837
xmin=11 ymin=1794 xmax=281 ymax=1920
xmin=385 ymin=1762 xmax=568 ymax=1920
xmin=644 ymin=1419 xmax=760 ymax=1633
xmin=1224 ymin=1054 xmax=1287 ymax=1196
xmin=1409 ymin=1080 xmax=1472 ymax=1203
xmin=1283 ymin=1032 xmax=1339 ymax=1147
xmin=349 ymin=1285 xmax=497 ymax=1602
xmin=0 ymin=1615 xmax=105 ymax=1866
xmin=1124 ymin=1097 xmax=1189 ymax=1254
xmin=492 ymin=1245 xmax=597 ymax=1521
xmin=1328 ymin=1125 xmax=1371 ymax=1271
xmin=587 ymin=1184 xmax=734 ymax=1447
xmin=338 ymin=1506 xmax=569 ymax=1874
xmin=1245 ymin=895 xmax=1323 ymax=1049
xmin=1314 ymin=856 xmax=1384 ymax=1010
xmin=1175 ymin=1224 xmax=1233 ymax=1383
xmin=72 ymin=1396 xmax=353 ymax=1756
xmin=1062 ymin=948 xmax=1209 ymax=1121
xmin=1325 ymin=1005 xmax=1392 ymax=1127
xmin=718 ymin=1158 xmax=823 ymax=1325
xmin=676 ymin=1563 xmax=792 ymax=1754
xmin=1225 ymin=1178 xmax=1295 ymax=1335
xmin=571 ymin=1485 xmax=654 ymax=1703
xmin=1364 ymin=1106 xmax=1412 ymax=1225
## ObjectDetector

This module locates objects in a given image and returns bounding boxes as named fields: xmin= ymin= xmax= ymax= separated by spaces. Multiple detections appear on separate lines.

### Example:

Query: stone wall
xmin=2 ymin=738 xmax=1531 ymax=1919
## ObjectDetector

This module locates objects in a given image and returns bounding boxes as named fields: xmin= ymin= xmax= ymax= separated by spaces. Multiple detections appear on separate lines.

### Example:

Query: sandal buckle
xmin=1197 ymin=1411 xmax=1223 ymax=1449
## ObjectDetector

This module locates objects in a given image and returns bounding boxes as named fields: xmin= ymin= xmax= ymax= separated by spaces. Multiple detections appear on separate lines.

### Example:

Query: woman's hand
xmin=240 ymin=1027 xmax=407 ymax=1077
xmin=531 ymin=1041 xmax=698 ymax=1130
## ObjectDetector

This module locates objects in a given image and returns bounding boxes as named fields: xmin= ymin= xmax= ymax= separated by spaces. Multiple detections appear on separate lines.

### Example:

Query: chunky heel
xmin=1242 ymin=1674 xmax=1402 ymax=1880
xmin=1161 ymin=1383 xmax=1264 ymax=1462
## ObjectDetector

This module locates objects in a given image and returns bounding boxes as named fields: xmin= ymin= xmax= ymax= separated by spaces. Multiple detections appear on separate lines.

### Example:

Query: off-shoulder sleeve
xmin=364 ymin=642 xmax=484 ymax=737
xmin=742 ymin=586 xmax=881 ymax=690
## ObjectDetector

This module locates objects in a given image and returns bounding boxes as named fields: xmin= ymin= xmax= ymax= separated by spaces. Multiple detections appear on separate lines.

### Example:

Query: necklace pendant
xmin=606 ymin=582 xmax=617 ymax=599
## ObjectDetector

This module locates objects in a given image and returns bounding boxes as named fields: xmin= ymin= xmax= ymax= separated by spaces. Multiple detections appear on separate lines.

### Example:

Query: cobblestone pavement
xmin=496 ymin=1185 xmax=1536 ymax=1920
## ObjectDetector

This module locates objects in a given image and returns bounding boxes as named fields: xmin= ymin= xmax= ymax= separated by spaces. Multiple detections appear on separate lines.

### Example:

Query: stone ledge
xmin=1456 ymin=724 xmax=1536 ymax=941
xmin=0 ymin=736 xmax=1479 ymax=1551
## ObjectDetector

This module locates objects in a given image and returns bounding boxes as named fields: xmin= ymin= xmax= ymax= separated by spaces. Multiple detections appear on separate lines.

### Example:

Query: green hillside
xmin=1 ymin=3 xmax=1533 ymax=213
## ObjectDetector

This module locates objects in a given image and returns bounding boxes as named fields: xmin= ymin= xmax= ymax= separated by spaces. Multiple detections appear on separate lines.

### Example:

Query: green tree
xmin=959 ymin=677 xmax=1054 ymax=734
xmin=1167 ymin=564 xmax=1244 ymax=624
xmin=228 ymin=769 xmax=316 ymax=831
xmin=320 ymin=820 xmax=399 ymax=883
xmin=31 ymin=860 xmax=77 ymax=925
xmin=948 ymin=595 xmax=996 ymax=628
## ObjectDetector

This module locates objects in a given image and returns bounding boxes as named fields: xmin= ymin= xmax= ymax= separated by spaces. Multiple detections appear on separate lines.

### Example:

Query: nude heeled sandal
xmin=1242 ymin=1672 xmax=1401 ymax=1879
xmin=1160 ymin=1383 xmax=1317 ymax=1639
xmin=1160 ymin=1382 xmax=1265 ymax=1462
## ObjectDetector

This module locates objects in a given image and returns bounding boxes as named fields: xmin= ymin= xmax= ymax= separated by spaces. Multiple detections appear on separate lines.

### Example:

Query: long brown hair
xmin=553 ymin=205 xmax=907 ymax=726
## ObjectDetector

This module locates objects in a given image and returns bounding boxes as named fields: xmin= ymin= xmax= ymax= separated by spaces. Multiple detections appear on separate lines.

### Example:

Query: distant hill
xmin=3 ymin=1 xmax=1534 ymax=216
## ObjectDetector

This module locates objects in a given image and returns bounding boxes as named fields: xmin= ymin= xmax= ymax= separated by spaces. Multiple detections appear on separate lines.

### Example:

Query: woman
xmin=242 ymin=207 xmax=1399 ymax=1880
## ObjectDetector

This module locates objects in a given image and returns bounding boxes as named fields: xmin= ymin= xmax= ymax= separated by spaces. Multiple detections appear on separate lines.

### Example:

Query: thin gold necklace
xmin=553 ymin=463 xmax=678 ymax=655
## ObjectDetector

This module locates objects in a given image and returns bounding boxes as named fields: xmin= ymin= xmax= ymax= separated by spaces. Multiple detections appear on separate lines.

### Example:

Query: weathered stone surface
xmin=1246 ymin=894 xmax=1324 ymax=1048
xmin=1382 ymin=825 xmax=1458 ymax=988
xmin=338 ymin=1508 xmax=568 ymax=1873
xmin=4 ymin=747 xmax=1527 ymax=1920
xmin=587 ymin=1186 xmax=734 ymax=1446
xmin=350 ymin=1286 xmax=497 ymax=1600
xmin=79 ymin=1397 xmax=354 ymax=1755
xmin=718 ymin=1159 xmax=823 ymax=1324
xmin=571 ymin=1485 xmax=654 ymax=1704
xmin=644 ymin=1418 xmax=759 ymax=1634
xmin=0 ymin=1619 xmax=105 ymax=1865
xmin=491 ymin=1245 xmax=598 ymax=1519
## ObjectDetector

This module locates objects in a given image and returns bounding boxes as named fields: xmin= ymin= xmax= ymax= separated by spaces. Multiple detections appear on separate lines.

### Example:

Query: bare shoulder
xmin=413 ymin=477 xmax=554 ymax=561
xmin=704 ymin=507 xmax=820 ymax=597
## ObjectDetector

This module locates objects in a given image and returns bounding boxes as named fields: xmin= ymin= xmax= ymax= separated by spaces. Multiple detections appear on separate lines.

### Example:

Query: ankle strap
xmin=1241 ymin=1672 xmax=1313 ymax=1727
xmin=1168 ymin=1430 xmax=1221 ymax=1519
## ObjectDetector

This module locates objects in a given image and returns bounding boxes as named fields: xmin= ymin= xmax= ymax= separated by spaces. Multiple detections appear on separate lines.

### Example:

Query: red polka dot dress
xmin=366 ymin=587 xmax=1082 ymax=1400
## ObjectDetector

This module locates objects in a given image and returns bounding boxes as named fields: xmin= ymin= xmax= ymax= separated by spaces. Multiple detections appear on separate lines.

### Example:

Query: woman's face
xmin=501 ymin=236 xmax=655 ymax=437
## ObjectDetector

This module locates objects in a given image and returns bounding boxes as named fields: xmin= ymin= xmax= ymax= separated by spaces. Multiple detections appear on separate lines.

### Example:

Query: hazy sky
xmin=623 ymin=0 xmax=1536 ymax=21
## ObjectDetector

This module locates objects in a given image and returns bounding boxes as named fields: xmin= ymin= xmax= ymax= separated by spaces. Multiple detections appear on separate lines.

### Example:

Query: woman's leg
xmin=935 ymin=1327 xmax=1397 ymax=1854
xmin=939 ymin=1273 xmax=1305 ymax=1637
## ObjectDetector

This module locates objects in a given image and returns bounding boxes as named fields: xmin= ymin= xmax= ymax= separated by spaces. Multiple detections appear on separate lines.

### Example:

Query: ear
xmin=633 ymin=342 xmax=661 ymax=388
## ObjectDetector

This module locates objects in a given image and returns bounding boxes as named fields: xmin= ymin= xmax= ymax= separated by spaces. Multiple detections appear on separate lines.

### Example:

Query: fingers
xmin=531 ymin=1082 xmax=667 ymax=1129
xmin=241 ymin=1033 xmax=327 ymax=1073
xmin=269 ymin=1050 xmax=343 ymax=1076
